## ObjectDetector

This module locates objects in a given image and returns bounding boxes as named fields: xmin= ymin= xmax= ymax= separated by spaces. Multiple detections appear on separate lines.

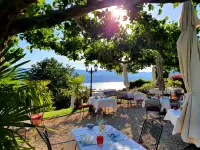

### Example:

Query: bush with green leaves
xmin=0 ymin=42 xmax=53 ymax=149
xmin=28 ymin=58 xmax=86 ymax=109
xmin=129 ymin=79 xmax=151 ymax=89
xmin=138 ymin=83 xmax=153 ymax=93
xmin=166 ymin=78 xmax=182 ymax=88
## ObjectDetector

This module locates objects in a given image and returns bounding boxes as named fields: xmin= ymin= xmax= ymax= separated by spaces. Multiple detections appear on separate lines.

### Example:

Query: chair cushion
xmin=75 ymin=106 xmax=82 ymax=110
xmin=31 ymin=114 xmax=42 ymax=120
xmin=146 ymin=106 xmax=160 ymax=111
xmin=82 ymin=104 xmax=93 ymax=108
xmin=125 ymin=98 xmax=134 ymax=100
xmin=136 ymin=99 xmax=144 ymax=102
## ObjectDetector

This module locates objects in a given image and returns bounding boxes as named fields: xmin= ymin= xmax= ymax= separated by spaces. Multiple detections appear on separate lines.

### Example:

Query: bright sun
xmin=110 ymin=7 xmax=126 ymax=18
xmin=108 ymin=6 xmax=128 ymax=26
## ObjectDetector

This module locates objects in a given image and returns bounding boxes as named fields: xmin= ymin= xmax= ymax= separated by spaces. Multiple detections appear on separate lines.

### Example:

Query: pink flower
xmin=170 ymin=74 xmax=182 ymax=80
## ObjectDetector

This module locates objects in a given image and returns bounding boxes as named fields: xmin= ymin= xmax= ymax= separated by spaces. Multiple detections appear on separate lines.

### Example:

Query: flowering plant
xmin=170 ymin=74 xmax=182 ymax=80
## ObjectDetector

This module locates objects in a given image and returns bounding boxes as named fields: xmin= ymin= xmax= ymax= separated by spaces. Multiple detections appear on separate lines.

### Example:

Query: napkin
xmin=111 ymin=143 xmax=137 ymax=150
xmin=78 ymin=135 xmax=96 ymax=147
xmin=107 ymin=129 xmax=120 ymax=139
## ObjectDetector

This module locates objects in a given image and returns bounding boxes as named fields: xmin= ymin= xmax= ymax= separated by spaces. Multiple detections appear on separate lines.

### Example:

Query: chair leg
xmin=24 ymin=129 xmax=27 ymax=138
xmin=82 ymin=108 xmax=84 ymax=118
xmin=75 ymin=143 xmax=77 ymax=150
xmin=146 ymin=110 xmax=148 ymax=119
xmin=79 ymin=108 xmax=83 ymax=119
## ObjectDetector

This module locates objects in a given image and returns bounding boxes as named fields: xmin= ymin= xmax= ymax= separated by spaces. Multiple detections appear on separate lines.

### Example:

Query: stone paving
xmin=25 ymin=106 xmax=188 ymax=150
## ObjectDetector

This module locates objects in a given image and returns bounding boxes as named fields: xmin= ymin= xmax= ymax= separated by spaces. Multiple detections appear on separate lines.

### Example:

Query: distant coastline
xmin=75 ymin=69 xmax=152 ymax=83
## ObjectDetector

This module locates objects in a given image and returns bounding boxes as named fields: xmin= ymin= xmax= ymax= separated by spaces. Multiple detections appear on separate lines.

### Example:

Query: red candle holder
xmin=157 ymin=95 xmax=161 ymax=100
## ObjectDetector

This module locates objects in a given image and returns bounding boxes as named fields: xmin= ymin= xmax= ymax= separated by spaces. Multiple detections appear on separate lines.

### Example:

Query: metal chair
xmin=81 ymin=103 xmax=94 ymax=117
xmin=135 ymin=93 xmax=146 ymax=107
xmin=138 ymin=119 xmax=163 ymax=150
xmin=118 ymin=91 xmax=135 ymax=107
xmin=145 ymin=100 xmax=161 ymax=119
xmin=169 ymin=99 xmax=180 ymax=109
xmin=36 ymin=128 xmax=76 ymax=150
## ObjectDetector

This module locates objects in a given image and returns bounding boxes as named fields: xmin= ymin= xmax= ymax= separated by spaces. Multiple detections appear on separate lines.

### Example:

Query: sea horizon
xmin=83 ymin=82 xmax=126 ymax=90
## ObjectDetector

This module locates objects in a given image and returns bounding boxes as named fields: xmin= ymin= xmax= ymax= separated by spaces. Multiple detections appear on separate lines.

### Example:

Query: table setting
xmin=71 ymin=116 xmax=146 ymax=150
xmin=142 ymin=95 xmax=171 ymax=111
xmin=72 ymin=125 xmax=146 ymax=150
xmin=88 ymin=96 xmax=118 ymax=113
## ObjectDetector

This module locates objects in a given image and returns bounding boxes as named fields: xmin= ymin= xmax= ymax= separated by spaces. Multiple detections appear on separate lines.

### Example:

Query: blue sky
xmin=18 ymin=3 xmax=183 ymax=71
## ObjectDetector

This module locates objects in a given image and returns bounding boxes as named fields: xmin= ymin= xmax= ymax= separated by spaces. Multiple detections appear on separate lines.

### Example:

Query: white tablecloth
xmin=134 ymin=93 xmax=146 ymax=100
xmin=164 ymin=109 xmax=181 ymax=134
xmin=71 ymin=125 xmax=146 ymax=150
xmin=142 ymin=98 xmax=171 ymax=111
xmin=127 ymin=92 xmax=146 ymax=100
xmin=89 ymin=96 xmax=118 ymax=113
xmin=165 ymin=109 xmax=200 ymax=146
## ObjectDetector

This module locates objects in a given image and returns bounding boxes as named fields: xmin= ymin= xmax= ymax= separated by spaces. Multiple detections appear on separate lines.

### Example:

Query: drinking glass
xmin=96 ymin=135 xmax=104 ymax=145
xmin=96 ymin=115 xmax=104 ymax=125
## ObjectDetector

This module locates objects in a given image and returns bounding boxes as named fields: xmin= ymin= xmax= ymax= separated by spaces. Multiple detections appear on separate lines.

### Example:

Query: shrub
xmin=129 ymin=79 xmax=151 ymax=89
xmin=138 ymin=83 xmax=153 ymax=93
xmin=166 ymin=79 xmax=182 ymax=88
xmin=28 ymin=58 xmax=86 ymax=109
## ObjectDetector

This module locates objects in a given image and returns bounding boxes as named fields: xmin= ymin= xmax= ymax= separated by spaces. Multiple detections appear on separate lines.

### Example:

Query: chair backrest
xmin=139 ymin=119 xmax=163 ymax=150
xmin=135 ymin=93 xmax=146 ymax=100
xmin=36 ymin=128 xmax=52 ymax=150
xmin=145 ymin=100 xmax=160 ymax=108
xmin=117 ymin=90 xmax=127 ymax=99
xmin=104 ymin=90 xmax=117 ymax=97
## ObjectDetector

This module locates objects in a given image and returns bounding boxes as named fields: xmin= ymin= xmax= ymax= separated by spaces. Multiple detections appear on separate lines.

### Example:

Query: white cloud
xmin=138 ymin=66 xmax=152 ymax=72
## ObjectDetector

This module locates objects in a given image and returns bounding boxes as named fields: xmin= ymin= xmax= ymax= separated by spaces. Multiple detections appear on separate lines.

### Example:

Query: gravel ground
xmin=24 ymin=106 xmax=188 ymax=150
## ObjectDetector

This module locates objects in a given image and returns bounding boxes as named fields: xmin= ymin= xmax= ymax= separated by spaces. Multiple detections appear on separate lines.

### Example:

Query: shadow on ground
xmin=25 ymin=106 xmax=188 ymax=150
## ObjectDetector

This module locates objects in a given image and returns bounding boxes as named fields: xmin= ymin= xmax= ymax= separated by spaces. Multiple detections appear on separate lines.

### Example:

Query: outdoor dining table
xmin=142 ymin=97 xmax=171 ymax=111
xmin=164 ymin=109 xmax=181 ymax=133
xmin=88 ymin=96 xmax=118 ymax=113
xmin=71 ymin=125 xmax=146 ymax=150
xmin=164 ymin=109 xmax=200 ymax=148
xmin=126 ymin=92 xmax=146 ymax=100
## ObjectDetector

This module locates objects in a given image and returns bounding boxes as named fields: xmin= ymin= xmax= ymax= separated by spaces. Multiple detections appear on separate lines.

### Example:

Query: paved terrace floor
xmin=25 ymin=106 xmax=188 ymax=150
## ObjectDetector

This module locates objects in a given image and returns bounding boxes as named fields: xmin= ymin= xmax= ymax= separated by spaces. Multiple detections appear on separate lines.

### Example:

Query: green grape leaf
xmin=158 ymin=9 xmax=162 ymax=15
xmin=148 ymin=4 xmax=154 ymax=11
xmin=173 ymin=3 xmax=179 ymax=8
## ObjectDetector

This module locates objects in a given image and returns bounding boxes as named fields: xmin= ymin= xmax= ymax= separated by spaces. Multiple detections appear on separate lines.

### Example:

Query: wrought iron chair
xmin=169 ymin=98 xmax=180 ymax=109
xmin=118 ymin=91 xmax=136 ymax=107
xmin=135 ymin=93 xmax=146 ymax=107
xmin=138 ymin=119 xmax=163 ymax=150
xmin=36 ymin=128 xmax=76 ymax=150
xmin=145 ymin=100 xmax=161 ymax=119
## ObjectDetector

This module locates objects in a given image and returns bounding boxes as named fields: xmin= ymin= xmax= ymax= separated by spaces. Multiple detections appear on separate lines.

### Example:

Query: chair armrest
xmin=52 ymin=139 xmax=75 ymax=145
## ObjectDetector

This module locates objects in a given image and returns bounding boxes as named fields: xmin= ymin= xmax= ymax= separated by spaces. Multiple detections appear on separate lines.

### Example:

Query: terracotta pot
xmin=32 ymin=119 xmax=42 ymax=126
xmin=31 ymin=113 xmax=42 ymax=126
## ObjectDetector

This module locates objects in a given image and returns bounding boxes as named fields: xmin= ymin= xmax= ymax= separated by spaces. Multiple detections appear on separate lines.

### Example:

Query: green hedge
xmin=129 ymin=79 xmax=151 ymax=89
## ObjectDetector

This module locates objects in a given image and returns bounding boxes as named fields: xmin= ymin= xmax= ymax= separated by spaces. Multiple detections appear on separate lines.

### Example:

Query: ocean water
xmin=76 ymin=70 xmax=152 ymax=83
xmin=80 ymin=70 xmax=153 ymax=90
xmin=83 ymin=82 xmax=126 ymax=90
